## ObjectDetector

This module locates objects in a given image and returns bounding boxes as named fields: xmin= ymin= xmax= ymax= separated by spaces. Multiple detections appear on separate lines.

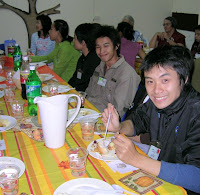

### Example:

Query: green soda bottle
xmin=13 ymin=43 xmax=22 ymax=71
xmin=26 ymin=65 xmax=41 ymax=116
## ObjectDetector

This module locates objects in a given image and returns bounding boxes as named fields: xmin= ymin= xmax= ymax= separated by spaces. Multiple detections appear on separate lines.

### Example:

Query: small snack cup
xmin=67 ymin=147 xmax=88 ymax=177
xmin=0 ymin=164 xmax=20 ymax=195
xmin=79 ymin=117 xmax=97 ymax=141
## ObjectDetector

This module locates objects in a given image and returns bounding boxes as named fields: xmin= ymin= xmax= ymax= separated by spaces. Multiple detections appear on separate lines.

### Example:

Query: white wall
xmin=0 ymin=0 xmax=199 ymax=52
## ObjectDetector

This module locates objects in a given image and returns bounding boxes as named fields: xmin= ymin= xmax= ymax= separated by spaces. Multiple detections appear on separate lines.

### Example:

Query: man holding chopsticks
xmin=102 ymin=45 xmax=200 ymax=194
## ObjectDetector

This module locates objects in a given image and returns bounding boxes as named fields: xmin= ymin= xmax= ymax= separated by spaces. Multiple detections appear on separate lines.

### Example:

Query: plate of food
xmin=53 ymin=178 xmax=114 ymax=195
xmin=0 ymin=76 xmax=6 ymax=83
xmin=0 ymin=157 xmax=25 ymax=177
xmin=68 ymin=108 xmax=99 ymax=123
xmin=0 ymin=115 xmax=17 ymax=131
xmin=87 ymin=138 xmax=118 ymax=161
xmin=38 ymin=74 xmax=54 ymax=82
xmin=42 ymin=85 xmax=72 ymax=93
xmin=0 ymin=90 xmax=4 ymax=98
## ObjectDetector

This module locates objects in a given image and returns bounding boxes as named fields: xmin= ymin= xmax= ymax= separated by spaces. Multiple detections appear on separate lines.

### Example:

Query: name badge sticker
xmin=77 ymin=71 xmax=82 ymax=79
xmin=147 ymin=145 xmax=161 ymax=160
xmin=97 ymin=77 xmax=107 ymax=87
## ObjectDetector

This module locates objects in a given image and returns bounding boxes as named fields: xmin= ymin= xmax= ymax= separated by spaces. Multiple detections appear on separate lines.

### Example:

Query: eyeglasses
xmin=163 ymin=23 xmax=170 ymax=26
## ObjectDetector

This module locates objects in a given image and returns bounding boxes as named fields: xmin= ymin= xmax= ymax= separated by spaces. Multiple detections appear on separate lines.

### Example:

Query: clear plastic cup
xmin=47 ymin=82 xmax=59 ymax=96
xmin=79 ymin=117 xmax=97 ymax=141
xmin=4 ymin=86 xmax=16 ymax=102
xmin=10 ymin=100 xmax=24 ymax=119
xmin=67 ymin=147 xmax=88 ymax=177
xmin=0 ymin=164 xmax=20 ymax=195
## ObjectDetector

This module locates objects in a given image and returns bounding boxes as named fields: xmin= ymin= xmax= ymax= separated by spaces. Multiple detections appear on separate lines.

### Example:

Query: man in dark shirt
xmin=68 ymin=23 xmax=101 ymax=91
xmin=102 ymin=46 xmax=200 ymax=194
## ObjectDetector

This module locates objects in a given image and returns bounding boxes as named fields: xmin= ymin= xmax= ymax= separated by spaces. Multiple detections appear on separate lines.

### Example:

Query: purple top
xmin=120 ymin=37 xmax=141 ymax=69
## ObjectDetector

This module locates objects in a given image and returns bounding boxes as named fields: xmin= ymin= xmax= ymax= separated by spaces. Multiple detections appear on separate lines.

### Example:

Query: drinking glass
xmin=10 ymin=100 xmax=24 ymax=119
xmin=79 ymin=117 xmax=97 ymax=141
xmin=4 ymin=86 xmax=16 ymax=102
xmin=67 ymin=147 xmax=88 ymax=177
xmin=0 ymin=164 xmax=20 ymax=195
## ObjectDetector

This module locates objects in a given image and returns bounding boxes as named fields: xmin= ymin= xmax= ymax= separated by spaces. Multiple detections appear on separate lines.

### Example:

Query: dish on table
xmin=0 ymin=76 xmax=6 ymax=82
xmin=53 ymin=178 xmax=114 ymax=195
xmin=0 ymin=115 xmax=17 ymax=131
xmin=42 ymin=85 xmax=72 ymax=93
xmin=87 ymin=138 xmax=118 ymax=161
xmin=0 ymin=157 xmax=25 ymax=177
xmin=38 ymin=74 xmax=54 ymax=82
xmin=68 ymin=108 xmax=99 ymax=123
xmin=0 ymin=90 xmax=4 ymax=98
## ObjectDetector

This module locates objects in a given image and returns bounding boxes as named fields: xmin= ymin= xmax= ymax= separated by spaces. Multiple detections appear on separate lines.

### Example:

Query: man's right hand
xmin=101 ymin=103 xmax=120 ymax=132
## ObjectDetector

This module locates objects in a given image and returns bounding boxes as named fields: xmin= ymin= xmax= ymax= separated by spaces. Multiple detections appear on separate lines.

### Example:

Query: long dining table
xmin=0 ymin=65 xmax=187 ymax=195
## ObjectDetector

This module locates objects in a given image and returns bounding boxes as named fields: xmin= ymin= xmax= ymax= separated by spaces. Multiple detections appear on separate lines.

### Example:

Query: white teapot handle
xmin=66 ymin=94 xmax=81 ymax=127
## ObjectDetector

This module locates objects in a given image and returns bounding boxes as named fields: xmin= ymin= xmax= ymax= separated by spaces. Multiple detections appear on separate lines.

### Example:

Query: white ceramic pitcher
xmin=34 ymin=94 xmax=81 ymax=149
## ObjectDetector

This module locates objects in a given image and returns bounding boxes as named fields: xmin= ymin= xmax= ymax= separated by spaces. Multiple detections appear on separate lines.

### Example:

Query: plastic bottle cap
xmin=22 ymin=55 xmax=28 ymax=61
xmin=15 ymin=43 xmax=19 ymax=46
xmin=29 ymin=65 xmax=35 ymax=70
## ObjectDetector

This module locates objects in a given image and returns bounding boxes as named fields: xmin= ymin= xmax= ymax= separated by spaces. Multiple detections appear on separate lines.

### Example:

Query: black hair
xmin=54 ymin=20 xmax=73 ymax=43
xmin=75 ymin=23 xmax=101 ymax=51
xmin=36 ymin=14 xmax=52 ymax=38
xmin=165 ymin=16 xmax=177 ymax=29
xmin=141 ymin=45 xmax=194 ymax=86
xmin=95 ymin=25 xmax=121 ymax=56
xmin=117 ymin=22 xmax=134 ymax=41
xmin=194 ymin=25 xmax=200 ymax=31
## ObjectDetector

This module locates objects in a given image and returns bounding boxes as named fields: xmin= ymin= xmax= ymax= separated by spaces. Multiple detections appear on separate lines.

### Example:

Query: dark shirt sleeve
xmin=158 ymin=161 xmax=200 ymax=194
xmin=68 ymin=50 xmax=100 ymax=91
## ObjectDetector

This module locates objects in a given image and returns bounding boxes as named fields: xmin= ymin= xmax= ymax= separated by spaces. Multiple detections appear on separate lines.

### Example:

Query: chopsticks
xmin=104 ymin=113 xmax=111 ymax=140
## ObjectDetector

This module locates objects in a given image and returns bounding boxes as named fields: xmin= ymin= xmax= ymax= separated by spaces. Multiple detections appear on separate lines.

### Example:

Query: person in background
xmin=149 ymin=16 xmax=185 ymax=48
xmin=102 ymin=45 xmax=200 ymax=194
xmin=68 ymin=23 xmax=101 ymax=91
xmin=191 ymin=25 xmax=200 ymax=58
xmin=122 ymin=15 xmax=148 ymax=45
xmin=31 ymin=19 xmax=80 ymax=82
xmin=86 ymin=25 xmax=140 ymax=118
xmin=117 ymin=22 xmax=145 ymax=69
xmin=31 ymin=14 xmax=55 ymax=56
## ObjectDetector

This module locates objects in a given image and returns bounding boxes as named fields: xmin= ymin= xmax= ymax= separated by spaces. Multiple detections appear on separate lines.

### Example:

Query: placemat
xmin=119 ymin=169 xmax=163 ymax=194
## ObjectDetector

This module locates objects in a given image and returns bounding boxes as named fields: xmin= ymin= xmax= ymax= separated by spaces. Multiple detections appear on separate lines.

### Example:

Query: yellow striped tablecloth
xmin=0 ymin=66 xmax=187 ymax=195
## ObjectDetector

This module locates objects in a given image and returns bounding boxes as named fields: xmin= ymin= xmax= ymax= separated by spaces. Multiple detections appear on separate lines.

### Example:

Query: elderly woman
xmin=31 ymin=19 xmax=80 ymax=82
xmin=122 ymin=15 xmax=147 ymax=44
xmin=149 ymin=16 xmax=185 ymax=48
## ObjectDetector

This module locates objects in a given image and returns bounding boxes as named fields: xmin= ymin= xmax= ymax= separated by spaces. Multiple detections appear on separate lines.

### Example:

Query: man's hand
xmin=113 ymin=133 xmax=140 ymax=166
xmin=101 ymin=103 xmax=120 ymax=132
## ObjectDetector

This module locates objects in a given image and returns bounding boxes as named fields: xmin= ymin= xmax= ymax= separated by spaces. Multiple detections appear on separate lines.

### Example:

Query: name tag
xmin=97 ymin=77 xmax=107 ymax=87
xmin=77 ymin=70 xmax=82 ymax=79
xmin=147 ymin=145 xmax=161 ymax=160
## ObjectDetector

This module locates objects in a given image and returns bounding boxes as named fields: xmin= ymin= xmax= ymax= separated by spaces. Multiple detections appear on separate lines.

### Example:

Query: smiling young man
xmin=149 ymin=16 xmax=185 ymax=48
xmin=102 ymin=46 xmax=200 ymax=194
xmin=86 ymin=25 xmax=140 ymax=118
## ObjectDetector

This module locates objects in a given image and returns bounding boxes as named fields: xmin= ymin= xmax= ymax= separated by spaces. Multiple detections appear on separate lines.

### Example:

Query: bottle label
xmin=8 ymin=46 xmax=15 ymax=55
xmin=20 ymin=73 xmax=29 ymax=84
xmin=13 ymin=55 xmax=22 ymax=62
xmin=26 ymin=84 xmax=41 ymax=98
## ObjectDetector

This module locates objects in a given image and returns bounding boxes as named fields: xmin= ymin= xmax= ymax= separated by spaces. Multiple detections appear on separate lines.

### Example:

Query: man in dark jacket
xmin=68 ymin=23 xmax=101 ymax=91
xmin=102 ymin=45 xmax=200 ymax=194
